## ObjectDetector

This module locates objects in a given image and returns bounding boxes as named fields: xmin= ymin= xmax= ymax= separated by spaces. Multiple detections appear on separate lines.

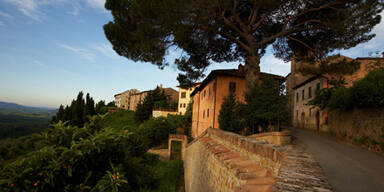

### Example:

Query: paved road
xmin=289 ymin=127 xmax=384 ymax=192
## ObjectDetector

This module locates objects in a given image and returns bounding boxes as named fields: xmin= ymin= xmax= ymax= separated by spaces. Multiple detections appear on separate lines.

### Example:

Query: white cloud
xmin=58 ymin=43 xmax=96 ymax=61
xmin=3 ymin=0 xmax=106 ymax=21
xmin=0 ymin=11 xmax=14 ymax=19
xmin=92 ymin=43 xmax=117 ymax=58
xmin=4 ymin=0 xmax=42 ymax=21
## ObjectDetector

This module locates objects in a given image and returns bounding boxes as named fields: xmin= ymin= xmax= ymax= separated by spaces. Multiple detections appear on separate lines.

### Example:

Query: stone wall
xmin=184 ymin=128 xmax=332 ymax=192
xmin=152 ymin=109 xmax=178 ymax=118
xmin=329 ymin=108 xmax=384 ymax=152
xmin=248 ymin=130 xmax=292 ymax=146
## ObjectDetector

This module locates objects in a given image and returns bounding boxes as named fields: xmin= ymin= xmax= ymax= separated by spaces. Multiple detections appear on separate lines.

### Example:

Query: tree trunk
xmin=244 ymin=53 xmax=261 ymax=87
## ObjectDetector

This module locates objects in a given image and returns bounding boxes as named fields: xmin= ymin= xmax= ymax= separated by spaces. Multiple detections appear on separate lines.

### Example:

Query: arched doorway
xmin=301 ymin=112 xmax=305 ymax=129
xmin=316 ymin=111 xmax=320 ymax=132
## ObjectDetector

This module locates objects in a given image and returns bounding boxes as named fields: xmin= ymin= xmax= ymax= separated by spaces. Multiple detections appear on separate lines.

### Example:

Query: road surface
xmin=289 ymin=127 xmax=384 ymax=192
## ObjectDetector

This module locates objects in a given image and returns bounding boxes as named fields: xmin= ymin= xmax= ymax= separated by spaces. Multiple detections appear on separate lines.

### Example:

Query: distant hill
xmin=0 ymin=101 xmax=57 ymax=139
xmin=0 ymin=101 xmax=57 ymax=118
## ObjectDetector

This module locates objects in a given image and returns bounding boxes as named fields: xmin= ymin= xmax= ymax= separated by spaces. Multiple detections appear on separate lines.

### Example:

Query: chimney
xmin=159 ymin=84 xmax=163 ymax=88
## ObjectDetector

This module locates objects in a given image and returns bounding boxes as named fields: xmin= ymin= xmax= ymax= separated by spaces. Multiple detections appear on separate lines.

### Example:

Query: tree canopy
xmin=104 ymin=0 xmax=383 ymax=86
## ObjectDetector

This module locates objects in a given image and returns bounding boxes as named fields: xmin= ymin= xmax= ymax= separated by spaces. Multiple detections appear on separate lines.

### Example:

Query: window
xmin=302 ymin=89 xmax=305 ymax=100
xmin=183 ymin=103 xmax=186 ymax=108
xmin=180 ymin=103 xmax=182 ymax=108
xmin=209 ymin=86 xmax=211 ymax=96
xmin=229 ymin=82 xmax=236 ymax=92
xmin=207 ymin=109 xmax=209 ymax=118
xmin=296 ymin=92 xmax=299 ymax=102
xmin=203 ymin=110 xmax=205 ymax=119
xmin=181 ymin=92 xmax=186 ymax=98
xmin=316 ymin=83 xmax=320 ymax=91
xmin=204 ymin=90 xmax=206 ymax=98
xmin=308 ymin=87 xmax=312 ymax=99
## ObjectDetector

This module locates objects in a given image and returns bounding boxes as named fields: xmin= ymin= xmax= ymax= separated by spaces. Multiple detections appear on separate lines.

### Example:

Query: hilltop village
xmin=110 ymin=53 xmax=384 ymax=191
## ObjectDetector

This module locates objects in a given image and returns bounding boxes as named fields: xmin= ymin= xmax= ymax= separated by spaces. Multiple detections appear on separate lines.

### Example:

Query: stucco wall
xmin=248 ymin=130 xmax=292 ymax=146
xmin=191 ymin=76 xmax=246 ymax=138
xmin=329 ymin=108 xmax=384 ymax=152
xmin=152 ymin=110 xmax=178 ymax=118
xmin=293 ymin=78 xmax=327 ymax=131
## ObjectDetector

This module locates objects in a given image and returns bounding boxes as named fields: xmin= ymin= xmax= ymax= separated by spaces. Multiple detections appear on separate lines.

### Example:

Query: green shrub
xmin=328 ymin=87 xmax=352 ymax=109
xmin=138 ymin=117 xmax=171 ymax=148
xmin=219 ymin=92 xmax=242 ymax=134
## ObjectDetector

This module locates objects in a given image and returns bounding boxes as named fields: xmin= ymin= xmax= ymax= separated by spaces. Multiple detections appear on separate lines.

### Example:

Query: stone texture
xmin=185 ymin=128 xmax=332 ymax=192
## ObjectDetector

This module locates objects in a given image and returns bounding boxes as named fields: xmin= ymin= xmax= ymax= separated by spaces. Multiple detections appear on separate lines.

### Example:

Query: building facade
xmin=128 ymin=86 xmax=179 ymax=111
xmin=114 ymin=89 xmax=140 ymax=110
xmin=288 ymin=54 xmax=384 ymax=131
xmin=178 ymin=83 xmax=200 ymax=115
xmin=191 ymin=69 xmax=284 ymax=138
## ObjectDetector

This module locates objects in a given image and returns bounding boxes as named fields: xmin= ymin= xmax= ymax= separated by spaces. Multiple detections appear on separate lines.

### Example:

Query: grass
xmin=100 ymin=110 xmax=137 ymax=131
xmin=154 ymin=160 xmax=184 ymax=192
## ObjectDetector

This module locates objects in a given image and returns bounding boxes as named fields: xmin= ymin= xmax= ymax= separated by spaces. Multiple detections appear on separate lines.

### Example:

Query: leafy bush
xmin=0 ymin=111 xmax=183 ymax=192
xmin=219 ymin=92 xmax=242 ymax=134
xmin=315 ymin=68 xmax=384 ymax=110
xmin=138 ymin=117 xmax=171 ymax=148
xmin=242 ymin=78 xmax=288 ymax=133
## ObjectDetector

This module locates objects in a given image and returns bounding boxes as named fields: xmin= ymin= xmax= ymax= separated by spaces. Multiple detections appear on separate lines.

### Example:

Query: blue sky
xmin=0 ymin=0 xmax=383 ymax=108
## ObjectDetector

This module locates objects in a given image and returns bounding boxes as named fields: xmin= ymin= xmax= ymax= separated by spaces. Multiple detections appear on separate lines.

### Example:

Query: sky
xmin=0 ymin=0 xmax=383 ymax=108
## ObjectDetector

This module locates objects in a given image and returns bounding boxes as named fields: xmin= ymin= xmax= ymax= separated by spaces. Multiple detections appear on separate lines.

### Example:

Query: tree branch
xmin=288 ymin=36 xmax=315 ymax=51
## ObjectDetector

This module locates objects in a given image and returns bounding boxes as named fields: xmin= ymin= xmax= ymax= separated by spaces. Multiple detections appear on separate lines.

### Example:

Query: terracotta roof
xmin=191 ymin=69 xmax=285 ymax=96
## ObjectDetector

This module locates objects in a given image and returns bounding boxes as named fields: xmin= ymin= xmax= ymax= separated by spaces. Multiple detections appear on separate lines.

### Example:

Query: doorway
xmin=301 ymin=112 xmax=305 ymax=129
xmin=170 ymin=140 xmax=182 ymax=160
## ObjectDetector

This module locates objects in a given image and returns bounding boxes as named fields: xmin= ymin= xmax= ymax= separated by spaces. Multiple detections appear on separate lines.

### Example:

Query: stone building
xmin=191 ymin=69 xmax=284 ymax=138
xmin=114 ymin=89 xmax=139 ymax=110
xmin=178 ymin=83 xmax=201 ymax=115
xmin=129 ymin=91 xmax=149 ymax=111
xmin=287 ymin=54 xmax=384 ymax=131
xmin=129 ymin=86 xmax=179 ymax=111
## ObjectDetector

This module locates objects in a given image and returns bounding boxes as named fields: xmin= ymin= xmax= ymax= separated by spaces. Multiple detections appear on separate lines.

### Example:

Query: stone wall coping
xmin=169 ymin=134 xmax=187 ymax=140
xmin=248 ymin=130 xmax=291 ymax=138
xmin=186 ymin=129 xmax=208 ymax=147
xmin=204 ymin=128 xmax=333 ymax=191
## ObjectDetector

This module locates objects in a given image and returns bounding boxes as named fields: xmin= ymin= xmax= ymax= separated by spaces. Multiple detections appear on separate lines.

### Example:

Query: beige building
xmin=178 ymin=83 xmax=201 ymax=115
xmin=129 ymin=86 xmax=179 ymax=111
xmin=114 ymin=89 xmax=139 ymax=110
xmin=287 ymin=54 xmax=384 ymax=131
xmin=129 ymin=91 xmax=149 ymax=111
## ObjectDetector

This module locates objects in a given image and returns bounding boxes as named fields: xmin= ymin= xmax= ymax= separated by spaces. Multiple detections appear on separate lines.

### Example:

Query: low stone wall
xmin=184 ymin=128 xmax=332 ymax=192
xmin=152 ymin=109 xmax=178 ymax=118
xmin=248 ymin=130 xmax=292 ymax=146
xmin=329 ymin=108 xmax=384 ymax=153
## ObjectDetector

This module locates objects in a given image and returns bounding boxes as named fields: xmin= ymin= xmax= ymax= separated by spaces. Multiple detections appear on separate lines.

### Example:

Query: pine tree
xmin=218 ymin=92 xmax=242 ymax=134
xmin=134 ymin=86 xmax=169 ymax=123
xmin=243 ymin=78 xmax=288 ymax=133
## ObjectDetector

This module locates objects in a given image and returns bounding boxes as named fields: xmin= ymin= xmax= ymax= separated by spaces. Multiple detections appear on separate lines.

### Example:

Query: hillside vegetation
xmin=0 ymin=110 xmax=187 ymax=192
xmin=0 ymin=102 xmax=56 ymax=140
